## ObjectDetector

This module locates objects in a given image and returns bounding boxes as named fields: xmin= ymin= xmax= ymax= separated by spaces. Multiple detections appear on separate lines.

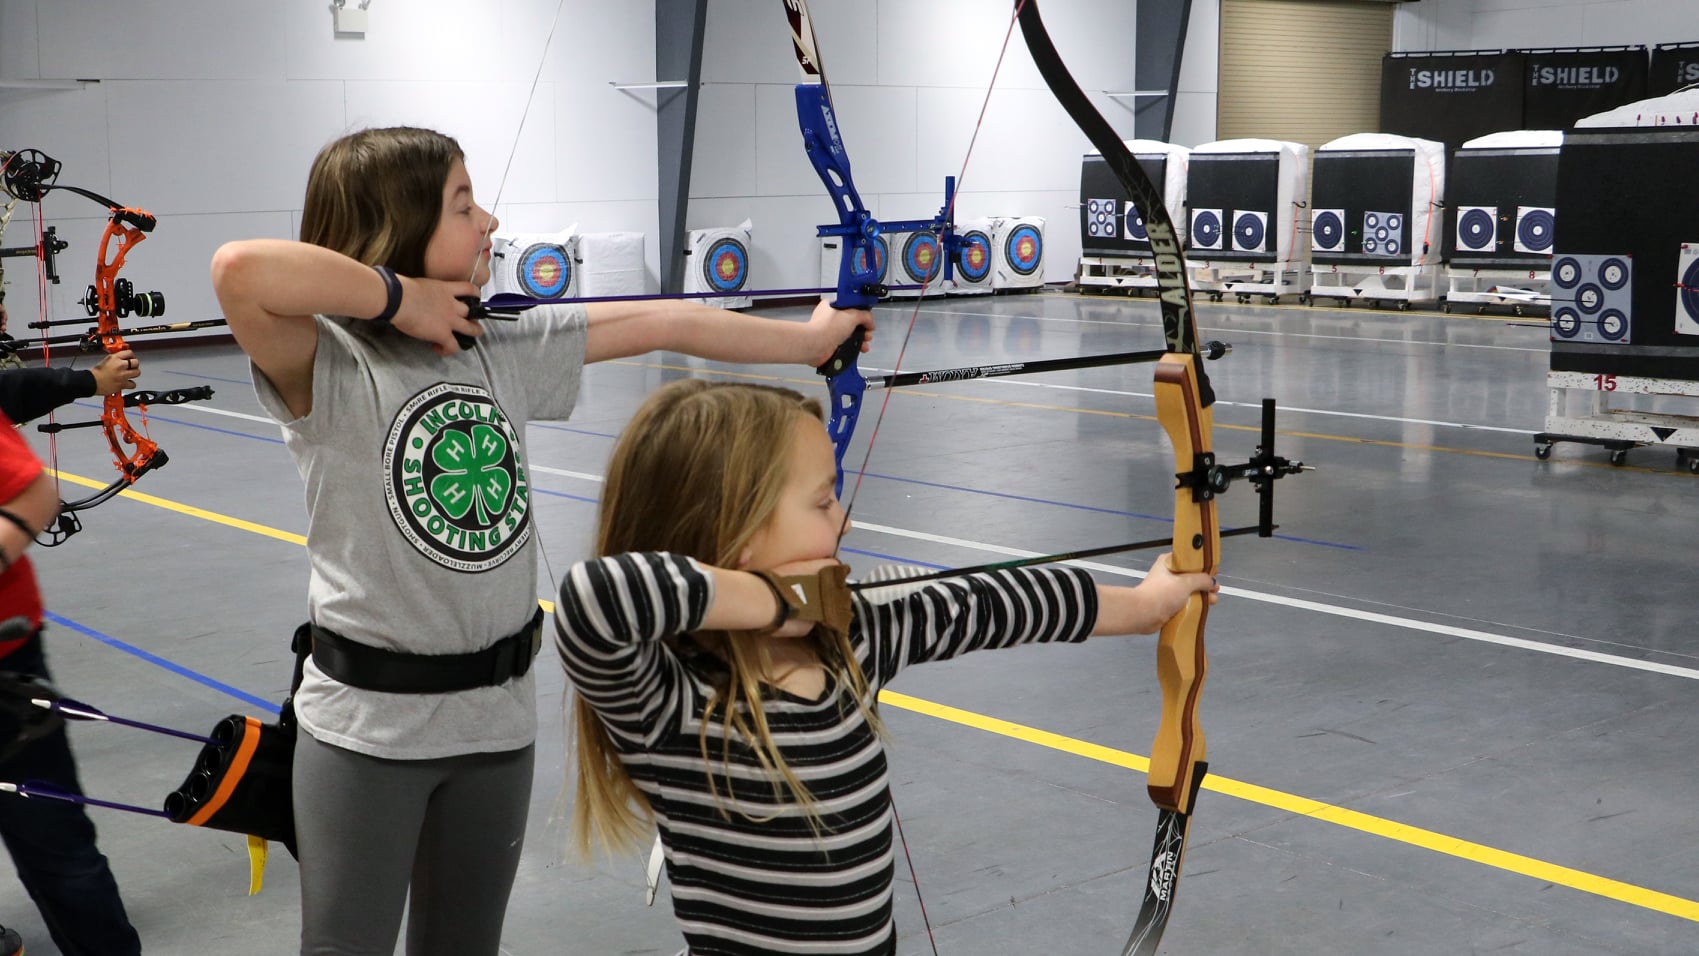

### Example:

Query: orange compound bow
xmin=1 ymin=147 xmax=212 ymax=544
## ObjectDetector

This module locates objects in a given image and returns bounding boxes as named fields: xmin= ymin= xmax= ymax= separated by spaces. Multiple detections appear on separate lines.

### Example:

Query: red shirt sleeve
xmin=0 ymin=409 xmax=45 ymax=652
xmin=0 ymin=408 xmax=45 ymax=501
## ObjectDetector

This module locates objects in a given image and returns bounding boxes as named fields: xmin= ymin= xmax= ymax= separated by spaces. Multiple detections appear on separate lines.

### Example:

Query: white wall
xmin=1393 ymin=0 xmax=1697 ymax=51
xmin=0 ymin=0 xmax=1152 ymax=321
xmin=0 ymin=0 xmax=661 ymax=327
xmin=690 ymin=0 xmax=1142 ymax=290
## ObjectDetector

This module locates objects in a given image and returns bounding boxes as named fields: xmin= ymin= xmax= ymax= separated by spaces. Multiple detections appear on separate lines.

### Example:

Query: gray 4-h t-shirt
xmin=253 ymin=305 xmax=586 ymax=759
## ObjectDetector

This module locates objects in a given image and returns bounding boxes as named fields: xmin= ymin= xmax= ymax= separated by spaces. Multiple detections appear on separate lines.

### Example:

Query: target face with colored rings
xmin=1458 ymin=208 xmax=1495 ymax=250
xmin=956 ymin=231 xmax=992 ymax=282
xmin=1517 ymin=208 xmax=1555 ymax=252
xmin=1598 ymin=310 xmax=1628 ymax=341
xmin=1598 ymin=258 xmax=1629 ymax=291
xmin=1004 ymin=224 xmax=1042 ymax=275
xmin=1125 ymin=201 xmax=1148 ymax=241
xmin=1682 ymin=256 xmax=1699 ymax=322
xmin=517 ymin=243 xmax=571 ymax=298
xmin=1192 ymin=210 xmax=1222 ymax=248
xmin=702 ymin=237 xmax=749 ymax=293
xmin=1552 ymin=257 xmax=1583 ymax=289
xmin=1552 ymin=309 xmax=1581 ymax=338
xmin=1312 ymin=210 xmax=1343 ymax=249
xmin=901 ymin=233 xmax=942 ymax=283
xmin=852 ymin=237 xmax=888 ymax=279
xmin=1233 ymin=212 xmax=1265 ymax=251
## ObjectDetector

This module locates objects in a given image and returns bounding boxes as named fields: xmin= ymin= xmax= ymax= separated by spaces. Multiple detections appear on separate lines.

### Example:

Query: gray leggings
xmin=293 ymin=731 xmax=534 ymax=956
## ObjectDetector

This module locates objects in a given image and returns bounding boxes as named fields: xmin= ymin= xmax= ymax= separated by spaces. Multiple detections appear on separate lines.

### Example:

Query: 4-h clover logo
xmin=429 ymin=423 xmax=513 ymax=524
xmin=385 ymin=383 xmax=532 ymax=572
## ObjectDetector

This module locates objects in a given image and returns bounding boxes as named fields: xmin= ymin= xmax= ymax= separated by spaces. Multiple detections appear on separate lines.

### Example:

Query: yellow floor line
xmin=876 ymin=690 xmax=1699 ymax=923
xmin=46 ymin=464 xmax=1698 ymax=921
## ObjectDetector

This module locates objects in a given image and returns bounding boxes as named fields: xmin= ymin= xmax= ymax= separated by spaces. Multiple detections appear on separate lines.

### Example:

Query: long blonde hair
xmin=571 ymin=379 xmax=881 ymax=857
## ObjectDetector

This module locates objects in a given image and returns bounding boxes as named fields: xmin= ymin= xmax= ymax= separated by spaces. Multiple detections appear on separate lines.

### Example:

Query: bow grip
xmin=817 ymin=326 xmax=867 ymax=496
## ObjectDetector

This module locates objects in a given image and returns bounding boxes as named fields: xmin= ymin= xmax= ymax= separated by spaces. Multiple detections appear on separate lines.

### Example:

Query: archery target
xmin=955 ymin=230 xmax=992 ymax=284
xmin=853 ymin=236 xmax=889 ymax=282
xmin=514 ymin=242 xmax=572 ymax=297
xmin=1549 ymin=254 xmax=1633 ymax=342
xmin=1362 ymin=211 xmax=1405 ymax=258
xmin=687 ymin=223 xmax=753 ymax=307
xmin=1311 ymin=208 xmax=1345 ymax=252
xmin=990 ymin=217 xmax=1045 ymax=289
xmin=899 ymin=232 xmax=943 ymax=285
xmin=1124 ymin=201 xmax=1148 ymax=241
xmin=1598 ymin=257 xmax=1629 ymax=291
xmin=1676 ymin=243 xmax=1699 ymax=336
xmin=487 ymin=229 xmax=580 ymax=301
xmin=1002 ymin=224 xmax=1042 ymax=276
xmin=1190 ymin=209 xmax=1223 ymax=251
xmin=1457 ymin=206 xmax=1498 ymax=252
xmin=702 ymin=237 xmax=748 ymax=293
xmin=1514 ymin=207 xmax=1556 ymax=254
xmin=1232 ymin=210 xmax=1268 ymax=253
xmin=1087 ymin=198 xmax=1118 ymax=238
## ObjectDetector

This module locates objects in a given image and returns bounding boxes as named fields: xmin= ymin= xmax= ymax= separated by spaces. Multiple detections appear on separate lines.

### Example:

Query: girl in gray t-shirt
xmin=209 ymin=125 xmax=874 ymax=956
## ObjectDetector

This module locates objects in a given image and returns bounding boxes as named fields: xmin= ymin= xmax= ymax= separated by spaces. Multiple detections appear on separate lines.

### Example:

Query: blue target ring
xmin=1552 ymin=257 xmax=1582 ymax=289
xmin=1234 ymin=213 xmax=1265 ymax=250
xmin=702 ymin=237 xmax=749 ymax=293
xmin=1193 ymin=210 xmax=1222 ymax=248
xmin=1004 ymin=224 xmax=1042 ymax=275
xmin=1575 ymin=283 xmax=1604 ymax=315
xmin=1127 ymin=208 xmax=1148 ymax=241
xmin=517 ymin=243 xmax=571 ymax=298
xmin=1517 ymin=209 xmax=1555 ymax=252
xmin=1598 ymin=258 xmax=1629 ymax=291
xmin=901 ymin=233 xmax=942 ymax=284
xmin=1313 ymin=211 xmax=1343 ymax=249
xmin=1552 ymin=309 xmax=1581 ymax=338
xmin=1682 ymin=258 xmax=1699 ymax=327
xmin=1598 ymin=310 xmax=1628 ymax=341
xmin=1459 ymin=208 xmax=1494 ymax=250
xmin=956 ymin=231 xmax=992 ymax=282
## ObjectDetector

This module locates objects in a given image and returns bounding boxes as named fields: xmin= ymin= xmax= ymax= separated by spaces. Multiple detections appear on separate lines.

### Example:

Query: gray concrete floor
xmin=5 ymin=291 xmax=1696 ymax=955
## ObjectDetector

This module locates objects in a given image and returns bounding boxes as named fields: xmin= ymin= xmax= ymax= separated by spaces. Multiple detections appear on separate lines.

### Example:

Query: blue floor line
xmin=44 ymin=611 xmax=281 ymax=714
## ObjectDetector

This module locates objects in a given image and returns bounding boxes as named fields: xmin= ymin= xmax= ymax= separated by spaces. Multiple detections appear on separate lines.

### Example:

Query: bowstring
xmin=470 ymin=0 xmax=569 ymax=596
xmin=819 ymin=8 xmax=1029 ymax=955
xmin=833 ymin=4 xmax=1029 ymax=544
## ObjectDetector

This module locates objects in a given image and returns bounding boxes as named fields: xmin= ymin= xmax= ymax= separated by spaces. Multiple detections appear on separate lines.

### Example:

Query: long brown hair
xmin=299 ymin=126 xmax=461 ymax=274
xmin=570 ymin=379 xmax=880 ymax=857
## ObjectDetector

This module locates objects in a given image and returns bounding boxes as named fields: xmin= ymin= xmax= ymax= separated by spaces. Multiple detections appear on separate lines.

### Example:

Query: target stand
xmin=1075 ymin=140 xmax=1191 ymax=297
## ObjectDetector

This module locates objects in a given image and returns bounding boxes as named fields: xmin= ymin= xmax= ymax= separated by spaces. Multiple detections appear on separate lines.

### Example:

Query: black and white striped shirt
xmin=554 ymin=553 xmax=1098 ymax=956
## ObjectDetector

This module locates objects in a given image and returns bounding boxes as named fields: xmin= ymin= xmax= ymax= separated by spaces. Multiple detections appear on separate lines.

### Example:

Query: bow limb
xmin=783 ymin=0 xmax=878 ymax=496
xmin=1012 ymin=2 xmax=1217 ymax=951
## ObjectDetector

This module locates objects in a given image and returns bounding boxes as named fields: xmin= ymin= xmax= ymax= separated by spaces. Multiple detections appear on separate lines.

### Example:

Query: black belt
xmin=302 ymin=607 xmax=545 ymax=694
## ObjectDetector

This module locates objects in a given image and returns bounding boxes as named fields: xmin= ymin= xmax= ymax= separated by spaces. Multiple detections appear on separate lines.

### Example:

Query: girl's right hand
xmin=391 ymin=275 xmax=485 ymax=354
xmin=765 ymin=558 xmax=849 ymax=638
